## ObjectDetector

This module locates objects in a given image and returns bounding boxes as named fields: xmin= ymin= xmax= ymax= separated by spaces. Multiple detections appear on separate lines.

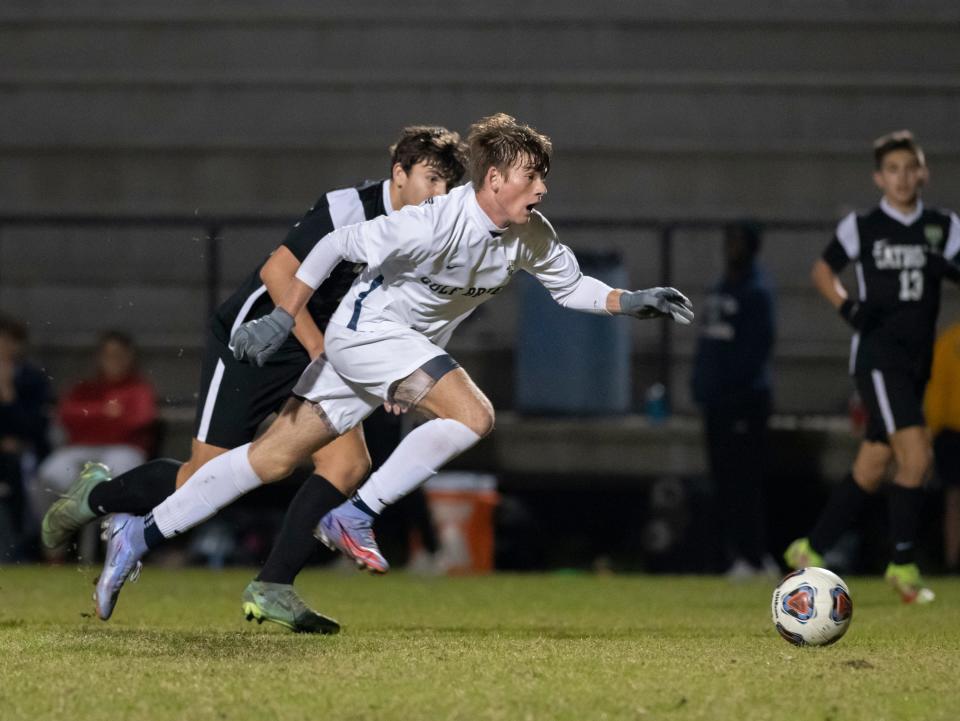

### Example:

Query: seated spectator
xmin=0 ymin=313 xmax=51 ymax=561
xmin=30 ymin=331 xmax=157 ymax=550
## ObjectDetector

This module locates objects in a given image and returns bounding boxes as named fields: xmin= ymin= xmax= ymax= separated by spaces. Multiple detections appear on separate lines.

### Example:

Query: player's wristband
xmin=838 ymin=299 xmax=862 ymax=329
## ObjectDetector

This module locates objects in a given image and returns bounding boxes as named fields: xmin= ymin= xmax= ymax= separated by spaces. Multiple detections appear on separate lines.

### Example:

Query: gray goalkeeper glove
xmin=619 ymin=287 xmax=694 ymax=324
xmin=231 ymin=307 xmax=295 ymax=367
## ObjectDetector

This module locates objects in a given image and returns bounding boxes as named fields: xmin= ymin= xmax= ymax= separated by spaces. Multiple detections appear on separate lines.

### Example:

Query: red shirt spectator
xmin=57 ymin=332 xmax=157 ymax=454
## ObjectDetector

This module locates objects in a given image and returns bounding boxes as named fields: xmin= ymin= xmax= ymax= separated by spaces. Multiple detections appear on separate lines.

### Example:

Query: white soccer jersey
xmin=295 ymin=183 xmax=610 ymax=348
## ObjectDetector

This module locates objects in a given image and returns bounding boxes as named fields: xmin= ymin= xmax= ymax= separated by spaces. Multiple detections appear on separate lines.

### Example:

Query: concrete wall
xmin=2 ymin=0 xmax=959 ymax=415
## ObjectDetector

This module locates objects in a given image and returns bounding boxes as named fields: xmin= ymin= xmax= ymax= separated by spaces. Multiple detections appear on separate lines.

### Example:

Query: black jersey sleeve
xmin=281 ymin=204 xmax=336 ymax=263
xmin=822 ymin=237 xmax=851 ymax=273
xmin=926 ymin=248 xmax=960 ymax=284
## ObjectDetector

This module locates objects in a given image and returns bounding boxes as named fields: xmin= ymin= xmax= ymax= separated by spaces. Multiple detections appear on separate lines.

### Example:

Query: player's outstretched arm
xmin=615 ymin=287 xmax=695 ymax=324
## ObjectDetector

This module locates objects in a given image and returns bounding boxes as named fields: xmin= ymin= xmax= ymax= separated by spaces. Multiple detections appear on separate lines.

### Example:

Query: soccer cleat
xmin=783 ymin=537 xmax=824 ymax=571
xmin=41 ymin=461 xmax=111 ymax=549
xmin=93 ymin=513 xmax=145 ymax=620
xmin=241 ymin=580 xmax=340 ymax=634
xmin=315 ymin=503 xmax=390 ymax=574
xmin=884 ymin=562 xmax=935 ymax=605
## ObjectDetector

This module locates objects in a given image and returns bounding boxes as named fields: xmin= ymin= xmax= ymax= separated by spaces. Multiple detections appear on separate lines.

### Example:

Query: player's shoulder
xmin=394 ymin=184 xmax=469 ymax=234
xmin=515 ymin=209 xmax=558 ymax=243
xmin=920 ymin=205 xmax=958 ymax=225
xmin=833 ymin=210 xmax=862 ymax=240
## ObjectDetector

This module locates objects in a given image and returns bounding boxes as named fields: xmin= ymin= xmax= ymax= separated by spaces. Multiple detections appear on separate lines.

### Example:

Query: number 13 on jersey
xmin=899 ymin=269 xmax=923 ymax=301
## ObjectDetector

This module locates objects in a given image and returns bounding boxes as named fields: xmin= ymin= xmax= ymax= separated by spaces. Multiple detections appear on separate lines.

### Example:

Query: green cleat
xmin=241 ymin=581 xmax=340 ymax=634
xmin=783 ymin=537 xmax=824 ymax=571
xmin=884 ymin=562 xmax=935 ymax=605
xmin=41 ymin=461 xmax=111 ymax=549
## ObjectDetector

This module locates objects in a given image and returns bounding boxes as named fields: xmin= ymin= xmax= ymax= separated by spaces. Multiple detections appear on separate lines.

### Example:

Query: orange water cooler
xmin=424 ymin=472 xmax=499 ymax=574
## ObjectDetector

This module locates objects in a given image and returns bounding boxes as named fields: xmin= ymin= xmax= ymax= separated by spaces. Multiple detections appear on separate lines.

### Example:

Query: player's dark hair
xmin=725 ymin=220 xmax=763 ymax=257
xmin=98 ymin=330 xmax=137 ymax=354
xmin=0 ymin=313 xmax=28 ymax=343
xmin=873 ymin=130 xmax=925 ymax=169
xmin=390 ymin=126 xmax=467 ymax=187
xmin=467 ymin=113 xmax=552 ymax=189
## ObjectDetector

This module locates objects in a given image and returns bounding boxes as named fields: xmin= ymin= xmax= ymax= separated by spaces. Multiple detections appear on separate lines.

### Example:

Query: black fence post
xmin=659 ymin=224 xmax=674 ymax=401
xmin=205 ymin=224 xmax=222 ymax=323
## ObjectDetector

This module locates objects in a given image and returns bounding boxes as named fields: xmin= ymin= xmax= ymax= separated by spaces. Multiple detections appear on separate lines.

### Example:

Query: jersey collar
xmin=465 ymin=183 xmax=509 ymax=237
xmin=382 ymin=179 xmax=395 ymax=215
xmin=880 ymin=197 xmax=923 ymax=226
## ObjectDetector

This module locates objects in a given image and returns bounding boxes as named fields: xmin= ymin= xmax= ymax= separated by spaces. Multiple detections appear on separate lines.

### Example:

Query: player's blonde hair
xmin=467 ymin=114 xmax=552 ymax=188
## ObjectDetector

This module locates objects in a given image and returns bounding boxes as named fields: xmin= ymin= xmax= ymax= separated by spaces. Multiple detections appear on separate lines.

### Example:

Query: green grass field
xmin=1 ymin=567 xmax=959 ymax=721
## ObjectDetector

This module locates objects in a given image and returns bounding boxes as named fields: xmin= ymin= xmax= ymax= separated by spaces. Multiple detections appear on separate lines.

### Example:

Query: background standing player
xmin=691 ymin=221 xmax=776 ymax=579
xmin=42 ymin=126 xmax=467 ymax=631
xmin=784 ymin=131 xmax=960 ymax=603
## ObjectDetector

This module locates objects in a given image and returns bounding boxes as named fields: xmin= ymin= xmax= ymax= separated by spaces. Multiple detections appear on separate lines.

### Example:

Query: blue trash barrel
xmin=515 ymin=250 xmax=632 ymax=414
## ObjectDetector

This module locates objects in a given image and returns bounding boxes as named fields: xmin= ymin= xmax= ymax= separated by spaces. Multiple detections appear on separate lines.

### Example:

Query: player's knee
xmin=318 ymin=457 xmax=371 ymax=492
xmin=899 ymin=451 xmax=931 ymax=486
xmin=459 ymin=399 xmax=495 ymax=438
xmin=248 ymin=444 xmax=300 ymax=483
xmin=852 ymin=468 xmax=883 ymax=493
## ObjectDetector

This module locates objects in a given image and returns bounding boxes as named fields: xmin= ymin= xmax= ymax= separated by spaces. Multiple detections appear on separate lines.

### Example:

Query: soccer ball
xmin=771 ymin=567 xmax=853 ymax=647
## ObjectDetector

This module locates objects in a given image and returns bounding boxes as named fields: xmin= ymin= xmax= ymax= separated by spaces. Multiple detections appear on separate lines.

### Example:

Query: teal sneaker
xmin=41 ymin=461 xmax=111 ymax=549
xmin=885 ymin=562 xmax=935 ymax=605
xmin=241 ymin=581 xmax=340 ymax=634
xmin=783 ymin=537 xmax=825 ymax=571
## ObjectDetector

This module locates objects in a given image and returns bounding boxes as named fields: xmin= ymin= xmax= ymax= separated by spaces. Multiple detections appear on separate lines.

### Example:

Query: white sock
xmin=150 ymin=443 xmax=262 ymax=538
xmin=356 ymin=418 xmax=481 ymax=514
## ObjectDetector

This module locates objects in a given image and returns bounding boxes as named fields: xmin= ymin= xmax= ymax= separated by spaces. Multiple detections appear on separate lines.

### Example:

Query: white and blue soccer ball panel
xmin=771 ymin=566 xmax=853 ymax=647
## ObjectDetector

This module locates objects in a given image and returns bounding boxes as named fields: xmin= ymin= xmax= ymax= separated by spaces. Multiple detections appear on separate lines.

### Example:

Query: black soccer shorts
xmin=854 ymin=369 xmax=927 ymax=444
xmin=192 ymin=328 xmax=308 ymax=449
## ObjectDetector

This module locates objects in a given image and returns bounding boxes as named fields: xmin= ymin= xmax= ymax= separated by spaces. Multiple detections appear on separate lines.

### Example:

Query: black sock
xmin=256 ymin=475 xmax=347 ymax=585
xmin=888 ymin=485 xmax=924 ymax=565
xmin=809 ymin=473 xmax=871 ymax=554
xmin=351 ymin=493 xmax=379 ymax=518
xmin=143 ymin=511 xmax=166 ymax=550
xmin=87 ymin=458 xmax=181 ymax=516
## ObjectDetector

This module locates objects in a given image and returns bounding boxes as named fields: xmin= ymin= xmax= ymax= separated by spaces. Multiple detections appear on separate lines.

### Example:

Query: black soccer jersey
xmin=211 ymin=179 xmax=391 ymax=363
xmin=822 ymin=199 xmax=960 ymax=377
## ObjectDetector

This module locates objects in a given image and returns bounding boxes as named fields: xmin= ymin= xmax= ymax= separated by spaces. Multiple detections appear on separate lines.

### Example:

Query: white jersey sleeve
xmin=518 ymin=212 xmax=613 ymax=315
xmin=296 ymin=202 xmax=437 ymax=289
xmin=945 ymin=212 xmax=960 ymax=262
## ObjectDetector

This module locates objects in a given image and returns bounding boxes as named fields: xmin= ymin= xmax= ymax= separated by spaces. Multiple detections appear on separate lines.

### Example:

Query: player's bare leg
xmin=784 ymin=441 xmax=891 ymax=570
xmin=309 ymin=427 xmax=372 ymax=495
xmin=243 ymin=426 xmax=371 ymax=634
xmin=175 ymin=438 xmax=230 ymax=488
xmin=317 ymin=363 xmax=492 ymax=573
xmin=852 ymin=440 xmax=894 ymax=493
xmin=885 ymin=426 xmax=935 ymax=603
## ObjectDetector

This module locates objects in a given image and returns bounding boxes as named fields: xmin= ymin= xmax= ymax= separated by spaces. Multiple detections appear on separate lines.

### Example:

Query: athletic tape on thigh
xmin=291 ymin=394 xmax=340 ymax=436
xmin=387 ymin=354 xmax=461 ymax=411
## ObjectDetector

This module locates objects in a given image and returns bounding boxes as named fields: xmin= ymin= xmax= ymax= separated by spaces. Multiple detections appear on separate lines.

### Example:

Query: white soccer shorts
xmin=292 ymin=321 xmax=447 ymax=434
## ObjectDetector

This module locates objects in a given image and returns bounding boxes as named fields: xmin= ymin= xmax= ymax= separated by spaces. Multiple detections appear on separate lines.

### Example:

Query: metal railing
xmin=0 ymin=212 xmax=835 ymax=400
